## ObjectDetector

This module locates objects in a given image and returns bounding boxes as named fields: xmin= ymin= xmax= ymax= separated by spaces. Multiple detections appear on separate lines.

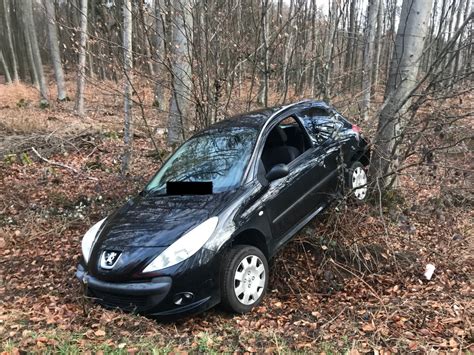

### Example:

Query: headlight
xmin=81 ymin=218 xmax=106 ymax=264
xmin=143 ymin=217 xmax=218 ymax=273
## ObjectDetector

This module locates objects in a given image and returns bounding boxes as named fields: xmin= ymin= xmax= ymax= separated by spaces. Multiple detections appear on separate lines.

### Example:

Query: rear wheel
xmin=347 ymin=161 xmax=368 ymax=201
xmin=220 ymin=245 xmax=268 ymax=313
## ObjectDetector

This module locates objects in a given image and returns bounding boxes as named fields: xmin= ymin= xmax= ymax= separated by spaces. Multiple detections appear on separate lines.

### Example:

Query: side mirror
xmin=266 ymin=164 xmax=289 ymax=182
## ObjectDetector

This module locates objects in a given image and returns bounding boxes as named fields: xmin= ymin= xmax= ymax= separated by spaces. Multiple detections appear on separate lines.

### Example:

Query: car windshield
xmin=145 ymin=127 xmax=259 ymax=194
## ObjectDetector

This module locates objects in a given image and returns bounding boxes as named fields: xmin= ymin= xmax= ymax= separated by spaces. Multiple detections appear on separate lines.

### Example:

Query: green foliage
xmin=3 ymin=153 xmax=17 ymax=165
xmin=39 ymin=99 xmax=49 ymax=109
xmin=16 ymin=98 xmax=30 ymax=108
xmin=20 ymin=152 xmax=32 ymax=165
xmin=195 ymin=332 xmax=219 ymax=353
xmin=104 ymin=130 xmax=120 ymax=140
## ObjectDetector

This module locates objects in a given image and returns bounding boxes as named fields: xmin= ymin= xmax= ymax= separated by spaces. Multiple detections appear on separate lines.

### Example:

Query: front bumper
xmin=75 ymin=249 xmax=221 ymax=318
xmin=76 ymin=264 xmax=172 ymax=311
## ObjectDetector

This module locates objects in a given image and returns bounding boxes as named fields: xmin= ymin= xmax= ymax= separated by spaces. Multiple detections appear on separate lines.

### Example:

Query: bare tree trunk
xmin=122 ymin=0 xmax=133 ymax=174
xmin=153 ymin=0 xmax=166 ymax=109
xmin=361 ymin=0 xmax=379 ymax=120
xmin=372 ymin=0 xmax=383 ymax=93
xmin=370 ymin=0 xmax=434 ymax=190
xmin=23 ymin=0 xmax=48 ymax=105
xmin=384 ymin=0 xmax=398 ymax=88
xmin=322 ymin=0 xmax=339 ymax=101
xmin=22 ymin=21 xmax=38 ymax=86
xmin=74 ymin=0 xmax=88 ymax=116
xmin=45 ymin=0 xmax=68 ymax=101
xmin=344 ymin=0 xmax=356 ymax=89
xmin=257 ymin=0 xmax=269 ymax=107
xmin=458 ymin=0 xmax=471 ymax=80
xmin=0 ymin=49 xmax=12 ymax=83
xmin=167 ymin=0 xmax=193 ymax=146
xmin=2 ymin=0 xmax=19 ymax=82
xmin=449 ymin=0 xmax=467 ymax=85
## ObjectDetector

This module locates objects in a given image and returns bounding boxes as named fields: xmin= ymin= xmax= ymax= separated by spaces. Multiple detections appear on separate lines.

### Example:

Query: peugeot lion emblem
xmin=100 ymin=250 xmax=121 ymax=269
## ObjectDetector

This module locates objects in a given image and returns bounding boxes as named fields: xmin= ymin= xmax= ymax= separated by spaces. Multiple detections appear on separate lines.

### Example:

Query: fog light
xmin=173 ymin=292 xmax=194 ymax=306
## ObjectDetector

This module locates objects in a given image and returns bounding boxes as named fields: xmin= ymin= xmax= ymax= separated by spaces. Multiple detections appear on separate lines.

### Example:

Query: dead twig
xmin=330 ymin=258 xmax=388 ymax=315
xmin=31 ymin=146 xmax=98 ymax=181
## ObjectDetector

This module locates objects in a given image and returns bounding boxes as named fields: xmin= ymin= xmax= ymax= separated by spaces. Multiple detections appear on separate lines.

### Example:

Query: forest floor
xmin=0 ymin=82 xmax=472 ymax=353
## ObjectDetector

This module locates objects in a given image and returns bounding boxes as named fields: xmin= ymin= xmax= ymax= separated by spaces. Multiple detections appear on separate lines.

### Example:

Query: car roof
xmin=200 ymin=100 xmax=330 ymax=134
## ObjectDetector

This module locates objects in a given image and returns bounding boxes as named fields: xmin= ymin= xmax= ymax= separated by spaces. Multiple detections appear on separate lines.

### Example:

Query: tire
xmin=347 ymin=161 xmax=368 ymax=201
xmin=220 ymin=245 xmax=269 ymax=314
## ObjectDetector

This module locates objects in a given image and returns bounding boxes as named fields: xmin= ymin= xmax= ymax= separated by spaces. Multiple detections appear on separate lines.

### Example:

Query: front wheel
xmin=347 ymin=161 xmax=368 ymax=201
xmin=220 ymin=245 xmax=268 ymax=313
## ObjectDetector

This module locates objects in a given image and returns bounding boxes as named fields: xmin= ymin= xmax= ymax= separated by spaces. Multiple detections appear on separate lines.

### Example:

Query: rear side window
xmin=300 ymin=107 xmax=342 ymax=143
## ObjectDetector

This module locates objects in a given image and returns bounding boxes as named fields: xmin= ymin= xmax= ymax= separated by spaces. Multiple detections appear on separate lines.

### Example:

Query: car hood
xmin=94 ymin=192 xmax=235 ymax=249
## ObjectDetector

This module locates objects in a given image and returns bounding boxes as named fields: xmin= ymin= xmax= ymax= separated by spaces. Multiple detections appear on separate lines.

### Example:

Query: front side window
xmin=146 ymin=127 xmax=258 ymax=194
xmin=260 ymin=116 xmax=310 ymax=172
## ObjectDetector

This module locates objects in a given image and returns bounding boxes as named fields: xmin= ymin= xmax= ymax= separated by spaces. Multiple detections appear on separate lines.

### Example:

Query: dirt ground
xmin=0 ymin=82 xmax=472 ymax=353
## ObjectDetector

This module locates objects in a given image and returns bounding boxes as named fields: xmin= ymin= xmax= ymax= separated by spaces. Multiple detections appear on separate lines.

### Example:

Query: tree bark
xmin=372 ymin=0 xmax=383 ymax=93
xmin=361 ymin=0 xmax=379 ymax=120
xmin=2 ymin=0 xmax=19 ymax=82
xmin=167 ymin=0 xmax=193 ymax=146
xmin=23 ymin=0 xmax=49 ymax=105
xmin=0 ymin=49 xmax=12 ymax=83
xmin=257 ymin=0 xmax=269 ymax=107
xmin=322 ymin=0 xmax=339 ymax=101
xmin=449 ymin=0 xmax=467 ymax=85
xmin=344 ymin=0 xmax=356 ymax=89
xmin=45 ymin=0 xmax=68 ymax=101
xmin=371 ymin=0 xmax=434 ymax=190
xmin=74 ymin=0 xmax=88 ymax=116
xmin=153 ymin=0 xmax=166 ymax=109
xmin=121 ymin=0 xmax=133 ymax=174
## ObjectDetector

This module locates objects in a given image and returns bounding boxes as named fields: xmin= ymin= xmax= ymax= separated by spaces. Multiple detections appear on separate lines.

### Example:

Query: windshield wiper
xmin=143 ymin=186 xmax=166 ymax=196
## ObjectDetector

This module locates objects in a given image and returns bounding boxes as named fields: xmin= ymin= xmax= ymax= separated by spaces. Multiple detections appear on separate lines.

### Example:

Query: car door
xmin=297 ymin=107 xmax=343 ymax=199
xmin=258 ymin=115 xmax=338 ymax=248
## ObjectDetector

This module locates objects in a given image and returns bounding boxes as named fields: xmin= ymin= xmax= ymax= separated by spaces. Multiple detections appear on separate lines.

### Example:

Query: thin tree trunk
xmin=322 ymin=0 xmax=339 ymax=101
xmin=2 ymin=0 xmax=19 ymax=82
xmin=257 ymin=0 xmax=269 ymax=107
xmin=167 ymin=0 xmax=193 ymax=146
xmin=372 ymin=0 xmax=383 ymax=93
xmin=344 ymin=0 xmax=356 ymax=89
xmin=458 ymin=0 xmax=471 ymax=80
xmin=370 ymin=0 xmax=434 ymax=190
xmin=74 ymin=0 xmax=88 ymax=116
xmin=122 ymin=0 xmax=133 ymax=174
xmin=0 ymin=49 xmax=12 ymax=83
xmin=449 ymin=0 xmax=466 ymax=85
xmin=361 ymin=0 xmax=379 ymax=120
xmin=23 ymin=22 xmax=38 ymax=86
xmin=153 ymin=0 xmax=166 ymax=109
xmin=45 ymin=0 xmax=68 ymax=101
xmin=23 ymin=0 xmax=48 ymax=105
xmin=384 ymin=0 xmax=398 ymax=90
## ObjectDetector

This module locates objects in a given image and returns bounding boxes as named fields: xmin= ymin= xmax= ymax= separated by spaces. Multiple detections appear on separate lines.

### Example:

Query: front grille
xmin=89 ymin=289 xmax=149 ymax=312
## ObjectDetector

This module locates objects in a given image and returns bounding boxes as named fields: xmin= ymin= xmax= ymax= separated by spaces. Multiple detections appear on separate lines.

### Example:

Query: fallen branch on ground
xmin=31 ymin=147 xmax=98 ymax=181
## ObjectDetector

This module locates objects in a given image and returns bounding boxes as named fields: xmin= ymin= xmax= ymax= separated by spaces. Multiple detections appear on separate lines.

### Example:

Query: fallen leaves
xmin=361 ymin=322 xmax=376 ymax=332
xmin=94 ymin=329 xmax=106 ymax=337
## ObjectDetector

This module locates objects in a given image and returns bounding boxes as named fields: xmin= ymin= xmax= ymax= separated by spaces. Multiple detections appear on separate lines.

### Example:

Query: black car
xmin=76 ymin=100 xmax=370 ymax=318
